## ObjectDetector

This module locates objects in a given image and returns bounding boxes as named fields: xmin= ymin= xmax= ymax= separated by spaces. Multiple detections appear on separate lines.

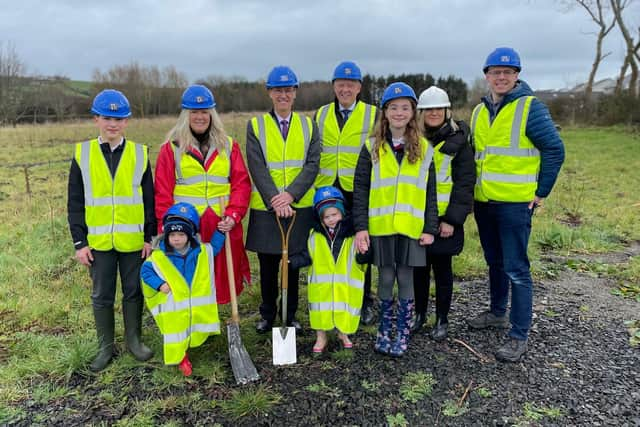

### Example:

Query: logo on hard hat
xmin=196 ymin=96 xmax=204 ymax=103
xmin=280 ymin=75 xmax=289 ymax=82
xmin=109 ymin=103 xmax=118 ymax=111
xmin=179 ymin=206 xmax=188 ymax=213
xmin=500 ymin=55 xmax=510 ymax=62
xmin=394 ymin=87 xmax=402 ymax=94
xmin=345 ymin=68 xmax=352 ymax=75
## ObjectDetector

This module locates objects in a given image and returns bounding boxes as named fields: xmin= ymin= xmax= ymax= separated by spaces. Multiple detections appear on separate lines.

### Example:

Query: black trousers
xmin=90 ymin=249 xmax=144 ymax=309
xmin=413 ymin=253 xmax=453 ymax=322
xmin=257 ymin=252 xmax=300 ymax=324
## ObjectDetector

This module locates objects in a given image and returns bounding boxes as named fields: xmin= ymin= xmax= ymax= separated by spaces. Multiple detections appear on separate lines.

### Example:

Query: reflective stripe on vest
xmin=75 ymin=139 xmax=146 ymax=252
xmin=307 ymin=231 xmax=365 ymax=334
xmin=367 ymin=138 xmax=434 ymax=239
xmin=431 ymin=140 xmax=454 ymax=216
xmin=172 ymin=137 xmax=231 ymax=217
xmin=471 ymin=96 xmax=540 ymax=202
xmin=141 ymin=244 xmax=220 ymax=365
xmin=249 ymin=113 xmax=314 ymax=210
xmin=315 ymin=101 xmax=376 ymax=191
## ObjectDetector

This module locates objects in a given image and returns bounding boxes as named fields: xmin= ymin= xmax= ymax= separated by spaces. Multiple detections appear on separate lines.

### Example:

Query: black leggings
xmin=413 ymin=254 xmax=453 ymax=322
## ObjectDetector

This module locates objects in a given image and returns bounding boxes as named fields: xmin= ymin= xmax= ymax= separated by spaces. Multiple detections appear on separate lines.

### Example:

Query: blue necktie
xmin=342 ymin=109 xmax=351 ymax=121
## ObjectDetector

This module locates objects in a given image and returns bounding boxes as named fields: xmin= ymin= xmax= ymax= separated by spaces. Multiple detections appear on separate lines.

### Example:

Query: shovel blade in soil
xmin=227 ymin=323 xmax=260 ymax=384
xmin=272 ymin=326 xmax=296 ymax=365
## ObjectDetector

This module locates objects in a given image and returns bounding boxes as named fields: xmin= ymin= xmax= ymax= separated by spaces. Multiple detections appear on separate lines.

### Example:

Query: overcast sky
xmin=3 ymin=0 xmax=638 ymax=90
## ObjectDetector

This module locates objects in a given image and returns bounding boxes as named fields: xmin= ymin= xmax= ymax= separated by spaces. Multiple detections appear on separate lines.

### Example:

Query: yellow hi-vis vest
xmin=172 ymin=136 xmax=232 ymax=217
xmin=307 ymin=231 xmax=365 ymax=334
xmin=75 ymin=139 xmax=146 ymax=252
xmin=470 ymin=96 xmax=540 ymax=202
xmin=249 ymin=113 xmax=315 ymax=210
xmin=367 ymin=138 xmax=434 ymax=239
xmin=431 ymin=140 xmax=455 ymax=216
xmin=141 ymin=244 xmax=220 ymax=365
xmin=314 ymin=101 xmax=376 ymax=191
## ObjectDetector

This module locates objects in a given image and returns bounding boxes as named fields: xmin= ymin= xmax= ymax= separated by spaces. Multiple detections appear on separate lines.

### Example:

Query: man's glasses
xmin=486 ymin=69 xmax=518 ymax=77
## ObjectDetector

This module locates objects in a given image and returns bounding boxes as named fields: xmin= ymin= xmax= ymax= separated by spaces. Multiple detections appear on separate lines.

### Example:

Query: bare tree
xmin=561 ymin=1 xmax=616 ymax=100
xmin=610 ymin=0 xmax=638 ymax=96
xmin=0 ymin=41 xmax=28 ymax=126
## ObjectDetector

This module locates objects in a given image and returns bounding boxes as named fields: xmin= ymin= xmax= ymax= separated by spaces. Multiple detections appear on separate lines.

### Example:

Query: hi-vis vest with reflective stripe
xmin=75 ymin=139 xmax=146 ymax=252
xmin=172 ymin=136 xmax=232 ymax=217
xmin=141 ymin=244 xmax=220 ymax=365
xmin=431 ymin=140 xmax=455 ymax=216
xmin=307 ymin=231 xmax=365 ymax=334
xmin=249 ymin=113 xmax=315 ymax=210
xmin=470 ymin=96 xmax=540 ymax=202
xmin=367 ymin=138 xmax=434 ymax=239
xmin=315 ymin=101 xmax=376 ymax=191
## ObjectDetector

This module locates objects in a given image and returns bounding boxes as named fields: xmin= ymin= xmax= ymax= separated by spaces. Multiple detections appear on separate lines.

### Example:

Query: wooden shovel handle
xmin=275 ymin=212 xmax=296 ymax=291
xmin=220 ymin=197 xmax=239 ymax=323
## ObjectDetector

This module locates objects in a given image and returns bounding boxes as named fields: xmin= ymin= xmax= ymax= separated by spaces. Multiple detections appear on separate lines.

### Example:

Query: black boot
xmin=361 ymin=297 xmax=377 ymax=326
xmin=430 ymin=318 xmax=448 ymax=342
xmin=90 ymin=307 xmax=115 ymax=372
xmin=123 ymin=300 xmax=154 ymax=362
xmin=411 ymin=311 xmax=426 ymax=333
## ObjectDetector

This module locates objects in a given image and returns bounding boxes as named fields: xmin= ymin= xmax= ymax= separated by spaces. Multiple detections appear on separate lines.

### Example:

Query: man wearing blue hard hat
xmin=67 ymin=89 xmax=156 ymax=371
xmin=467 ymin=47 xmax=565 ymax=362
xmin=314 ymin=60 xmax=378 ymax=325
xmin=245 ymin=65 xmax=320 ymax=333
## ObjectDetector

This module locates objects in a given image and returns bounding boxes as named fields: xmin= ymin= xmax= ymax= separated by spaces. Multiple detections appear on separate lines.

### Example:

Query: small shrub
xmin=441 ymin=399 xmax=468 ymax=417
xmin=386 ymin=412 xmax=408 ymax=427
xmin=399 ymin=372 xmax=436 ymax=403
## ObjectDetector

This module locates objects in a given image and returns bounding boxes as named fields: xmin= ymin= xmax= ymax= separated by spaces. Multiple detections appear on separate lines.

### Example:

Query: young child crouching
xmin=290 ymin=186 xmax=370 ymax=353
xmin=141 ymin=202 xmax=224 ymax=376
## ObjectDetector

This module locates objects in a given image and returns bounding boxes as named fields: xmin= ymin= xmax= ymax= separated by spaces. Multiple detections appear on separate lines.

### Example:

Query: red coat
xmin=155 ymin=140 xmax=252 ymax=304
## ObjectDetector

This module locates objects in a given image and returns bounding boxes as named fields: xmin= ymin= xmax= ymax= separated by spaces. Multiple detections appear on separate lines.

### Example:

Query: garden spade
xmin=273 ymin=212 xmax=297 ymax=365
xmin=220 ymin=198 xmax=259 ymax=384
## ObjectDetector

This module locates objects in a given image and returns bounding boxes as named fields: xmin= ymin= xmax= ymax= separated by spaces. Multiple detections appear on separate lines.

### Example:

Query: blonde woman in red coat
xmin=154 ymin=85 xmax=251 ymax=303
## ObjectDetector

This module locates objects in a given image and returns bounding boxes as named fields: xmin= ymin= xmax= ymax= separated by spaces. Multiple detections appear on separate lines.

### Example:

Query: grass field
xmin=0 ymin=117 xmax=638 ymax=424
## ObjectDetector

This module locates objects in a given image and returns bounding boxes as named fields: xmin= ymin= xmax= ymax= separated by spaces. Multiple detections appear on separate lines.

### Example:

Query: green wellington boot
xmin=123 ymin=300 xmax=154 ymax=361
xmin=90 ymin=307 xmax=115 ymax=372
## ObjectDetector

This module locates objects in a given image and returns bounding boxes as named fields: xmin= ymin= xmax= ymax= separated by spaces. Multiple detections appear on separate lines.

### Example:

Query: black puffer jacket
xmin=424 ymin=119 xmax=476 ymax=255
xmin=289 ymin=215 xmax=370 ymax=269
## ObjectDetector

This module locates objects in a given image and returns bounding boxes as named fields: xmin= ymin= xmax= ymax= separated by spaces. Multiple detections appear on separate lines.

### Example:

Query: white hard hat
xmin=417 ymin=86 xmax=451 ymax=109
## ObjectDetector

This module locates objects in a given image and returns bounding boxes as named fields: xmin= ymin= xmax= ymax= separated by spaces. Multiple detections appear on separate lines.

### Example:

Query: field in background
xmin=0 ymin=117 xmax=638 ymax=424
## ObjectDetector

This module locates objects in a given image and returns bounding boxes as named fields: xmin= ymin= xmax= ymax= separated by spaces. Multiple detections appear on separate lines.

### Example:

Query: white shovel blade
xmin=272 ymin=327 xmax=296 ymax=365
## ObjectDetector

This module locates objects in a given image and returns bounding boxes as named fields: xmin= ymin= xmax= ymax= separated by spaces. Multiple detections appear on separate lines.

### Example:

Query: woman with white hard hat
xmin=411 ymin=86 xmax=476 ymax=341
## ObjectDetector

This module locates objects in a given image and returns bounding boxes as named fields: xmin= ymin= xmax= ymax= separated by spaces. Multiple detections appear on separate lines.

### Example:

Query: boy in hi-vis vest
xmin=140 ymin=202 xmax=224 ymax=376
xmin=67 ymin=89 xmax=155 ymax=372
xmin=289 ymin=186 xmax=369 ymax=353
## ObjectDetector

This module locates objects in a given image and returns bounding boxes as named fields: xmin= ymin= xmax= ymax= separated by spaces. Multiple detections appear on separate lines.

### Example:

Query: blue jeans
xmin=474 ymin=201 xmax=534 ymax=341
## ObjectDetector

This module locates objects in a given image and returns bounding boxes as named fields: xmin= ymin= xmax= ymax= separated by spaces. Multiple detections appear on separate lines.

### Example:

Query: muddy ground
xmin=6 ymin=244 xmax=640 ymax=426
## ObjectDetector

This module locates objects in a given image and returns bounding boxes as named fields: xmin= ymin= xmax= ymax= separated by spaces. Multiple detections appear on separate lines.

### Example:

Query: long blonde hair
xmin=165 ymin=108 xmax=229 ymax=154
xmin=371 ymin=101 xmax=421 ymax=164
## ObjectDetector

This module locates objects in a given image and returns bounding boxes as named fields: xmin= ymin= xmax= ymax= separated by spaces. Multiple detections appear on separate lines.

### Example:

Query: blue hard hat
xmin=91 ymin=89 xmax=131 ymax=118
xmin=380 ymin=82 xmax=417 ymax=108
xmin=163 ymin=202 xmax=200 ymax=235
xmin=313 ymin=186 xmax=346 ymax=217
xmin=332 ymin=61 xmax=362 ymax=82
xmin=181 ymin=85 xmax=216 ymax=109
xmin=483 ymin=47 xmax=521 ymax=73
xmin=266 ymin=65 xmax=299 ymax=89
